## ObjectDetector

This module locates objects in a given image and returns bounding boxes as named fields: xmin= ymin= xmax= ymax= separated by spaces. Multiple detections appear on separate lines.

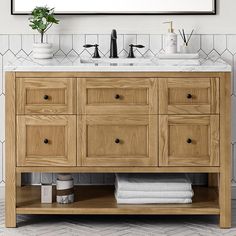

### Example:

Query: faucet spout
xmin=110 ymin=29 xmax=118 ymax=58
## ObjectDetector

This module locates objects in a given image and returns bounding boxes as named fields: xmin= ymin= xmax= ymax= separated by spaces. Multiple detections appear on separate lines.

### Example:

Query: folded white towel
xmin=158 ymin=53 xmax=199 ymax=59
xmin=115 ymin=196 xmax=192 ymax=204
xmin=115 ymin=189 xmax=194 ymax=199
xmin=115 ymin=174 xmax=192 ymax=192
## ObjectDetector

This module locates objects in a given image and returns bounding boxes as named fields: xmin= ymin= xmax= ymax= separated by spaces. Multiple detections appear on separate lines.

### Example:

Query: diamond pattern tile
xmin=0 ymin=33 xmax=236 ymax=188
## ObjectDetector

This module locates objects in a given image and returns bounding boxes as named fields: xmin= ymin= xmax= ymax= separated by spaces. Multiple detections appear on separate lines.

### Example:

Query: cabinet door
xmin=17 ymin=78 xmax=76 ymax=114
xmin=77 ymin=77 xmax=158 ymax=115
xmin=159 ymin=77 xmax=219 ymax=114
xmin=78 ymin=115 xmax=157 ymax=166
xmin=159 ymin=115 xmax=219 ymax=166
xmin=17 ymin=115 xmax=76 ymax=166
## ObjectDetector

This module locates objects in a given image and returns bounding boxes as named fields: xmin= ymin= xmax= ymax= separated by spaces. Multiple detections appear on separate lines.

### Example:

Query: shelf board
xmin=16 ymin=166 xmax=220 ymax=173
xmin=16 ymin=185 xmax=220 ymax=215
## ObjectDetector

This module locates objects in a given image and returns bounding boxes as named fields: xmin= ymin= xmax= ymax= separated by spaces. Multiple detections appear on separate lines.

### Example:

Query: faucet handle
xmin=127 ymin=44 xmax=145 ymax=58
xmin=83 ymin=44 xmax=101 ymax=58
xmin=132 ymin=44 xmax=145 ymax=49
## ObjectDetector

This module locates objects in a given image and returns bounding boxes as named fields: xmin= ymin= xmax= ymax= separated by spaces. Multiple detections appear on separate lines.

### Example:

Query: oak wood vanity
xmin=5 ymin=60 xmax=232 ymax=228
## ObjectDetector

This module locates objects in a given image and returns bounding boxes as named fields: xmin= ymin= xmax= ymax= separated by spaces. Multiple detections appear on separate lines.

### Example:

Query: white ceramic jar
xmin=56 ymin=174 xmax=74 ymax=204
xmin=33 ymin=43 xmax=53 ymax=59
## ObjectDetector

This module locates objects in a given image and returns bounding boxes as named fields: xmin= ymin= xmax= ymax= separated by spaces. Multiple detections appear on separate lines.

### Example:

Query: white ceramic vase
xmin=180 ymin=44 xmax=190 ymax=54
xmin=33 ymin=43 xmax=53 ymax=59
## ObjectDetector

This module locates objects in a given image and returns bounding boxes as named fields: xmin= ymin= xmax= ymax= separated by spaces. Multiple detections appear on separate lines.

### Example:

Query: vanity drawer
xmin=159 ymin=77 xmax=219 ymax=114
xmin=77 ymin=77 xmax=158 ymax=114
xmin=159 ymin=115 xmax=219 ymax=166
xmin=17 ymin=115 xmax=76 ymax=166
xmin=78 ymin=115 xmax=157 ymax=166
xmin=16 ymin=78 xmax=76 ymax=114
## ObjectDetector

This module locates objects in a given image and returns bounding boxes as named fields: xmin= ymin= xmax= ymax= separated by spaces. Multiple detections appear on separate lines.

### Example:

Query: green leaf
xmin=29 ymin=6 xmax=59 ymax=33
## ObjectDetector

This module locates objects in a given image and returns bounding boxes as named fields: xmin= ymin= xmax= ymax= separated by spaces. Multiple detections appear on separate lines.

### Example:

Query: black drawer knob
xmin=44 ymin=95 xmax=49 ymax=100
xmin=115 ymin=138 xmax=120 ymax=144
xmin=187 ymin=94 xmax=192 ymax=99
xmin=187 ymin=138 xmax=192 ymax=144
xmin=44 ymin=139 xmax=49 ymax=144
xmin=115 ymin=94 xmax=120 ymax=99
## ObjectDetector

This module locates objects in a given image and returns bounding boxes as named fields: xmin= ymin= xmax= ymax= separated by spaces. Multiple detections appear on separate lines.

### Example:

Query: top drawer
xmin=16 ymin=78 xmax=76 ymax=114
xmin=78 ymin=78 xmax=158 ymax=115
xmin=159 ymin=77 xmax=219 ymax=114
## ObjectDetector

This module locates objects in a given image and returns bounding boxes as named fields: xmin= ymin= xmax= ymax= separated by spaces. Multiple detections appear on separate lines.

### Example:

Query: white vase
xmin=33 ymin=43 xmax=53 ymax=59
xmin=180 ymin=44 xmax=190 ymax=54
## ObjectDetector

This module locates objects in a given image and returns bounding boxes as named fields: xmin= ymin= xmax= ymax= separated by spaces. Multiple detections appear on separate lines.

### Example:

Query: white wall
xmin=0 ymin=0 xmax=235 ymax=34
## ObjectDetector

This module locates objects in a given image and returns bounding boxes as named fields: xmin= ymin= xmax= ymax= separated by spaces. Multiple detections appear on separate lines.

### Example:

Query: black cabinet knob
xmin=44 ymin=95 xmax=49 ymax=100
xmin=115 ymin=138 xmax=120 ymax=144
xmin=44 ymin=139 xmax=49 ymax=144
xmin=187 ymin=94 xmax=192 ymax=99
xmin=115 ymin=94 xmax=120 ymax=99
xmin=187 ymin=138 xmax=192 ymax=144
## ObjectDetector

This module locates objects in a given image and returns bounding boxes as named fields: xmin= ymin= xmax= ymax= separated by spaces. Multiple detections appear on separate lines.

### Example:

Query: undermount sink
xmin=80 ymin=58 xmax=155 ymax=65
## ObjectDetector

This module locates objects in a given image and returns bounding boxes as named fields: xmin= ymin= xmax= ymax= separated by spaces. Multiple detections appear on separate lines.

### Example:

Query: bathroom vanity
xmin=5 ymin=57 xmax=231 ymax=228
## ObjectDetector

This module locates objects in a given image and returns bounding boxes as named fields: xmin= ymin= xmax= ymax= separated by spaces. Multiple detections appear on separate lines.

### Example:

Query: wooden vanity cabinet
xmin=5 ymin=72 xmax=231 ymax=228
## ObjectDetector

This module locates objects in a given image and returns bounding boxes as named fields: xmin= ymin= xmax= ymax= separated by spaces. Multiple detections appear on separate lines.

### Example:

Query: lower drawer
xmin=17 ymin=115 xmax=76 ymax=166
xmin=78 ymin=115 xmax=157 ymax=166
xmin=159 ymin=115 xmax=219 ymax=166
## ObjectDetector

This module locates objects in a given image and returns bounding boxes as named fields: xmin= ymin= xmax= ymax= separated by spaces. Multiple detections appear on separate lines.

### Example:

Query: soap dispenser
xmin=163 ymin=21 xmax=177 ymax=54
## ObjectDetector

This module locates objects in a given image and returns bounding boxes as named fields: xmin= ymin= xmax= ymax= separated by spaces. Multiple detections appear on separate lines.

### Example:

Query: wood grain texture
xmin=5 ymin=72 xmax=16 ymax=227
xmin=16 ymin=166 xmax=221 ymax=173
xmin=17 ymin=115 xmax=76 ymax=166
xmin=219 ymin=72 xmax=232 ymax=228
xmin=80 ymin=115 xmax=157 ymax=166
xmin=78 ymin=77 xmax=158 ymax=115
xmin=16 ymin=185 xmax=219 ymax=215
xmin=7 ymin=72 xmax=230 ymax=229
xmin=15 ymin=71 xmax=224 ymax=78
xmin=16 ymin=78 xmax=76 ymax=114
xmin=159 ymin=77 xmax=219 ymax=114
xmin=159 ymin=115 xmax=219 ymax=166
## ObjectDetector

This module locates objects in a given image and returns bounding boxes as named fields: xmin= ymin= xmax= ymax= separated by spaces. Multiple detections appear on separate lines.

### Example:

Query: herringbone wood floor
xmin=1 ymin=199 xmax=236 ymax=235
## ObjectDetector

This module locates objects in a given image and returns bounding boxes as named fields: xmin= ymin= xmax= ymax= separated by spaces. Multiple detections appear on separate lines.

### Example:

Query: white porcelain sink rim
xmin=80 ymin=57 xmax=156 ymax=65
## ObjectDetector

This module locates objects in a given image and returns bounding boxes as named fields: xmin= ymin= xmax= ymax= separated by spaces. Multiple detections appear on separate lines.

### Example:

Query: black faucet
xmin=110 ymin=29 xmax=118 ymax=58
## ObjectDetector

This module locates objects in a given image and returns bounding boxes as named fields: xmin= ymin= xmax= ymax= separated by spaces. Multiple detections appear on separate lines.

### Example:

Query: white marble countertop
xmin=4 ymin=56 xmax=232 ymax=72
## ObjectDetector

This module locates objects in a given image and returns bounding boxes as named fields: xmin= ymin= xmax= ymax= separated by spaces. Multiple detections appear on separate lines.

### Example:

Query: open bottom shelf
xmin=16 ymin=185 xmax=219 ymax=215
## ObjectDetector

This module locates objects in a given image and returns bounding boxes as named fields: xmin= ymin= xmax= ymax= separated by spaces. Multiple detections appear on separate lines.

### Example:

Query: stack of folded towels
xmin=115 ymin=173 xmax=194 ymax=204
xmin=157 ymin=53 xmax=200 ymax=66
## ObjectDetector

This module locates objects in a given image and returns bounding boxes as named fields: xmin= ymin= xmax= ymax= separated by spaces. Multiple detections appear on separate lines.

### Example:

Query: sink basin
xmin=80 ymin=58 xmax=155 ymax=65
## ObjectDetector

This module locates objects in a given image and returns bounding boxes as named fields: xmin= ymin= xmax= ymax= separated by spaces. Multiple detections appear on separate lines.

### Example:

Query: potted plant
xmin=29 ymin=6 xmax=59 ymax=59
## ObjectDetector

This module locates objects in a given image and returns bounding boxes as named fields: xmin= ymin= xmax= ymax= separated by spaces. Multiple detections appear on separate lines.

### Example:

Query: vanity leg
xmin=208 ymin=173 xmax=219 ymax=187
xmin=16 ymin=173 xmax=21 ymax=187
xmin=219 ymin=72 xmax=231 ymax=228
xmin=5 ymin=72 xmax=17 ymax=228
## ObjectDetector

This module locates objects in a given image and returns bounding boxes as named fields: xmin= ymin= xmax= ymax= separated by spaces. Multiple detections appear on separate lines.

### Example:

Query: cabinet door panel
xmin=17 ymin=115 xmax=76 ymax=166
xmin=159 ymin=115 xmax=219 ymax=166
xmin=17 ymin=78 xmax=76 ymax=114
xmin=159 ymin=77 xmax=219 ymax=114
xmin=78 ymin=115 xmax=157 ymax=166
xmin=77 ymin=77 xmax=158 ymax=115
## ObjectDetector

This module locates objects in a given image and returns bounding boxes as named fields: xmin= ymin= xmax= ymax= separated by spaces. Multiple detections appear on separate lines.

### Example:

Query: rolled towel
xmin=115 ymin=174 xmax=192 ymax=192
xmin=115 ymin=189 xmax=194 ymax=199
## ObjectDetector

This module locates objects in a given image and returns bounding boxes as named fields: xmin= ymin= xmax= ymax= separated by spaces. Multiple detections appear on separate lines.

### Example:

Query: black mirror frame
xmin=11 ymin=0 xmax=216 ymax=15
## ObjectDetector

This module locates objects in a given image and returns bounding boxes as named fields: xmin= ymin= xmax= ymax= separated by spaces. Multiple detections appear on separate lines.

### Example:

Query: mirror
xmin=12 ymin=0 xmax=216 ymax=15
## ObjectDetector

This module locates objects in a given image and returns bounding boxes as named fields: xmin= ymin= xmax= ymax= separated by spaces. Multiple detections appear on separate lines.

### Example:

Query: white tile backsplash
xmin=201 ymin=35 xmax=214 ymax=54
xmin=0 ymin=35 xmax=8 ymax=55
xmin=9 ymin=35 xmax=21 ymax=54
xmin=0 ymin=33 xmax=236 ymax=187
xmin=22 ymin=35 xmax=34 ymax=55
